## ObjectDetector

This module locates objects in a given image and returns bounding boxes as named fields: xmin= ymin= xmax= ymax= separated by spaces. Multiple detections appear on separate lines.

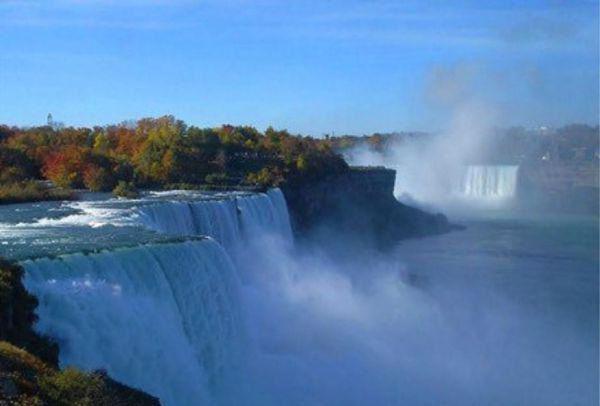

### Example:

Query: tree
xmin=42 ymin=146 xmax=89 ymax=188
xmin=133 ymin=116 xmax=185 ymax=184
xmin=83 ymin=164 xmax=115 ymax=192
xmin=92 ymin=133 xmax=111 ymax=155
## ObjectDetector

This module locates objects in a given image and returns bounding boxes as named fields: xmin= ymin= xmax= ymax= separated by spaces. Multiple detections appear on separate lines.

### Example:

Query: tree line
xmin=329 ymin=125 xmax=599 ymax=164
xmin=0 ymin=116 xmax=348 ymax=196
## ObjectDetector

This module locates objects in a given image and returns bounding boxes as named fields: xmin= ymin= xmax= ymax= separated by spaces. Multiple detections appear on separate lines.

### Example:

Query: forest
xmin=330 ymin=124 xmax=600 ymax=164
xmin=0 ymin=116 xmax=348 ymax=202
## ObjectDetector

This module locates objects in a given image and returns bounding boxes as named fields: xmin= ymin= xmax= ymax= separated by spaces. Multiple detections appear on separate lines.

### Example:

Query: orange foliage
xmin=42 ymin=146 xmax=89 ymax=188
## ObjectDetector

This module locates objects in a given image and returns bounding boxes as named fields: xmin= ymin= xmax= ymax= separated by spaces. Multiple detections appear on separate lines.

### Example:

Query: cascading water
xmin=138 ymin=198 xmax=242 ymax=247
xmin=7 ymin=183 xmax=598 ymax=405
xmin=138 ymin=188 xmax=293 ymax=248
xmin=236 ymin=189 xmax=294 ymax=244
xmin=460 ymin=165 xmax=519 ymax=199
xmin=19 ymin=188 xmax=294 ymax=405
xmin=22 ymin=240 xmax=241 ymax=405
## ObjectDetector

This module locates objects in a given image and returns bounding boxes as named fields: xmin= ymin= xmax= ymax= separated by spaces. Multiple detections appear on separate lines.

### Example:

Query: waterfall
xmin=237 ymin=189 xmax=293 ymax=244
xmin=138 ymin=188 xmax=293 ymax=248
xmin=22 ymin=239 xmax=241 ymax=405
xmin=138 ymin=198 xmax=242 ymax=247
xmin=19 ymin=188 xmax=295 ymax=405
xmin=460 ymin=165 xmax=519 ymax=199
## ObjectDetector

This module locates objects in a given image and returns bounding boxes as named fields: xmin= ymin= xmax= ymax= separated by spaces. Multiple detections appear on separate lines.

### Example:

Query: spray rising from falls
xmin=14 ymin=186 xmax=597 ymax=405
xmin=459 ymin=165 xmax=519 ymax=199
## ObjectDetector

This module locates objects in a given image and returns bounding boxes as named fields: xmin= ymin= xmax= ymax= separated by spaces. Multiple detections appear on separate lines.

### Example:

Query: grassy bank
xmin=0 ymin=341 xmax=160 ymax=405
xmin=0 ymin=181 xmax=75 ymax=205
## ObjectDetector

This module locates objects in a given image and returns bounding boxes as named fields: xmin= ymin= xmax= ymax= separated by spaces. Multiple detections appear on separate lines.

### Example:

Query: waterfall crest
xmin=138 ymin=198 xmax=242 ymax=247
xmin=138 ymin=188 xmax=293 ymax=248
xmin=460 ymin=165 xmax=519 ymax=199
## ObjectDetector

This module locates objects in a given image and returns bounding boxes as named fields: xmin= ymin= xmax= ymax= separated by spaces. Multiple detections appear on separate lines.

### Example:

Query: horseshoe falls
xmin=460 ymin=165 xmax=519 ymax=199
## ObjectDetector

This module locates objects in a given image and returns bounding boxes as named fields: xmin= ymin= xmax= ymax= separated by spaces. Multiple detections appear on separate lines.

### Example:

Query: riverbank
xmin=0 ymin=181 xmax=75 ymax=205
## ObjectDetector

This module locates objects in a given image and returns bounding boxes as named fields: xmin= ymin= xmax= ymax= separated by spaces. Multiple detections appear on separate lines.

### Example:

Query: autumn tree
xmin=42 ymin=146 xmax=89 ymax=188
xmin=133 ymin=116 xmax=186 ymax=184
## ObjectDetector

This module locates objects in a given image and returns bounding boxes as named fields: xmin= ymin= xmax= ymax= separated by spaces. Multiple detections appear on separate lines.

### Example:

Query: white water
xmin=23 ymin=240 xmax=240 ymax=405
xmin=460 ymin=165 xmax=519 ymax=199
xmin=138 ymin=189 xmax=293 ymax=248
xmin=138 ymin=199 xmax=242 ymax=247
xmin=15 ymin=187 xmax=597 ymax=405
xmin=237 ymin=189 xmax=294 ymax=244
xmin=20 ymin=188 xmax=294 ymax=405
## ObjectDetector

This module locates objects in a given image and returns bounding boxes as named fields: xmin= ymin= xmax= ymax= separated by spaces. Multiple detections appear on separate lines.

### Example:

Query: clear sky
xmin=0 ymin=0 xmax=598 ymax=135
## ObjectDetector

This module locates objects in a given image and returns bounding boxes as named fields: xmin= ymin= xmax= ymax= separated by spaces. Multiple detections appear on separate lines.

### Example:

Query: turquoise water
xmin=0 ymin=190 xmax=253 ymax=260
xmin=0 ymin=193 xmax=597 ymax=405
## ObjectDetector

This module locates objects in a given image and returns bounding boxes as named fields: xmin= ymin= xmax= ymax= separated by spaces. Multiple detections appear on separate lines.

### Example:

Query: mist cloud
xmin=224 ymin=225 xmax=597 ymax=405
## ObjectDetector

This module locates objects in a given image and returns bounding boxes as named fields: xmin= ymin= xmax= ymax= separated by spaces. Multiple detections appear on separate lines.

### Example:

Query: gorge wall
xmin=282 ymin=167 xmax=452 ymax=247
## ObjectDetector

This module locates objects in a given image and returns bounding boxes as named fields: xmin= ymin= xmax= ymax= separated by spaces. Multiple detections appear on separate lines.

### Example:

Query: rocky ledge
xmin=282 ymin=167 xmax=454 ymax=247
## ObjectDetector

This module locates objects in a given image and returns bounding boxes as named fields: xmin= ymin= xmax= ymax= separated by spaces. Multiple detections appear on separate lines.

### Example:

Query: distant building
xmin=46 ymin=113 xmax=64 ymax=130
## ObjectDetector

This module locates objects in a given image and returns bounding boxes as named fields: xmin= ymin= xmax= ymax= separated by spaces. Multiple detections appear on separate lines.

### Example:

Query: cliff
xmin=282 ymin=167 xmax=453 ymax=247
xmin=0 ymin=258 xmax=58 ymax=366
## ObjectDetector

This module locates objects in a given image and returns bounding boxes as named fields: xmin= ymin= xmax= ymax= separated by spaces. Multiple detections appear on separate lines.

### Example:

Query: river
xmin=0 ymin=192 xmax=597 ymax=405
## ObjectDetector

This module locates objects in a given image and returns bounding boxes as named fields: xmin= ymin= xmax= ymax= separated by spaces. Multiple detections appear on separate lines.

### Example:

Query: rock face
xmin=282 ymin=167 xmax=453 ymax=247
xmin=0 ymin=258 xmax=59 ymax=366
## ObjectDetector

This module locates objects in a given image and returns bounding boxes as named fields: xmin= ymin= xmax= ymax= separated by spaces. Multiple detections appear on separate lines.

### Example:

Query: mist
xmin=15 ymin=188 xmax=596 ymax=405
xmin=344 ymin=64 xmax=509 ymax=213
xmin=218 ymin=222 xmax=597 ymax=406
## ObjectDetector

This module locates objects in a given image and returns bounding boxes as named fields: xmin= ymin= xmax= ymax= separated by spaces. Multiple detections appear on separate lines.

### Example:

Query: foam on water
xmin=0 ymin=200 xmax=137 ymax=229
xmin=8 ymin=187 xmax=598 ymax=405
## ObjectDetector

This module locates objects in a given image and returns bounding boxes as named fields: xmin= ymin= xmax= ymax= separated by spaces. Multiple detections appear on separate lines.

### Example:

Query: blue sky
xmin=0 ymin=0 xmax=598 ymax=134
